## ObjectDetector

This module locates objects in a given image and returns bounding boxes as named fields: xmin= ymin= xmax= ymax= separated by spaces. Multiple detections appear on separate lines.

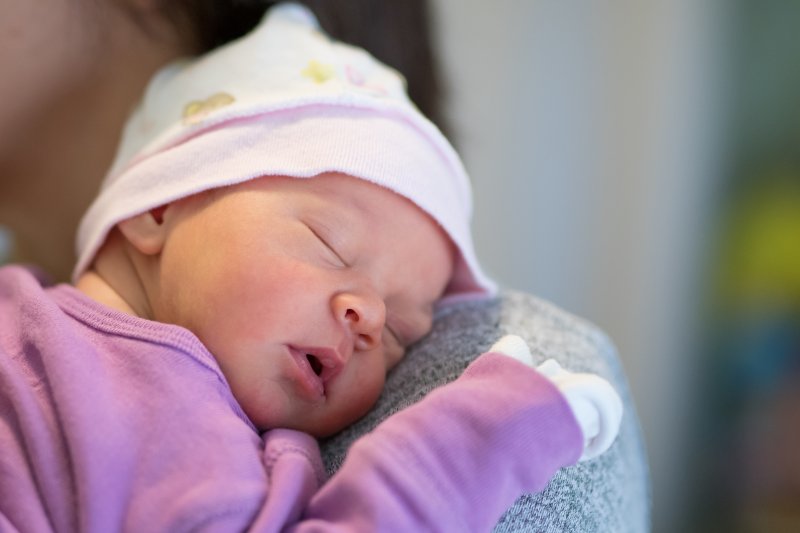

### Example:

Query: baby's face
xmin=153 ymin=173 xmax=454 ymax=436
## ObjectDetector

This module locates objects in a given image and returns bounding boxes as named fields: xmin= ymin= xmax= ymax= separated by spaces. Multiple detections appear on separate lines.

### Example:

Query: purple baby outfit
xmin=0 ymin=265 xmax=581 ymax=532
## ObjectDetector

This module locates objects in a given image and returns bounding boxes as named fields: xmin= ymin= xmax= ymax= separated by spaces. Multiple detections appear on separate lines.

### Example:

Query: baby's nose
xmin=331 ymin=291 xmax=386 ymax=352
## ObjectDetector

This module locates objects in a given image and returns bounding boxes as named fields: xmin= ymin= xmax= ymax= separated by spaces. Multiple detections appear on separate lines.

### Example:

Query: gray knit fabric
xmin=319 ymin=291 xmax=651 ymax=532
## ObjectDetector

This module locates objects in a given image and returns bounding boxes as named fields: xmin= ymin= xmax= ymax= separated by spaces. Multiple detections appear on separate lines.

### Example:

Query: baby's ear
xmin=117 ymin=206 xmax=170 ymax=256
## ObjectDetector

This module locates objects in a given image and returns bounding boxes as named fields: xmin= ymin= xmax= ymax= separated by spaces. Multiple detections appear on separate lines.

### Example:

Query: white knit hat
xmin=75 ymin=2 xmax=495 ymax=300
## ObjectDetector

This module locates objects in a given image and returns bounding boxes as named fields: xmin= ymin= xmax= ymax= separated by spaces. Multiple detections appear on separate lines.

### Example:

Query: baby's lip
xmin=290 ymin=345 xmax=346 ymax=385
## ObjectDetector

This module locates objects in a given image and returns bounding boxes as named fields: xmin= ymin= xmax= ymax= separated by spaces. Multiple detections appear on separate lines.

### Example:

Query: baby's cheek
xmin=222 ymin=264 xmax=305 ymax=317
xmin=346 ymin=360 xmax=386 ymax=414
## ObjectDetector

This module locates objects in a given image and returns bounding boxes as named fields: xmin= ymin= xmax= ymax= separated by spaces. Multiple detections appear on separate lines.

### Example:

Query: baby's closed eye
xmin=383 ymin=324 xmax=406 ymax=368
xmin=304 ymin=222 xmax=347 ymax=267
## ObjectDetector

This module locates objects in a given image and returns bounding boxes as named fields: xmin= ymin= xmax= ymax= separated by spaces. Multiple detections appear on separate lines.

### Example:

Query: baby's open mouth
xmin=290 ymin=345 xmax=345 ymax=390
xmin=306 ymin=354 xmax=323 ymax=376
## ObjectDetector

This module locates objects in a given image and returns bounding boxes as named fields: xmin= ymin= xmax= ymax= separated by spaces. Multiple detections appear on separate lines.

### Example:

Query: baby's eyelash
xmin=306 ymin=224 xmax=347 ymax=266
xmin=385 ymin=324 xmax=405 ymax=348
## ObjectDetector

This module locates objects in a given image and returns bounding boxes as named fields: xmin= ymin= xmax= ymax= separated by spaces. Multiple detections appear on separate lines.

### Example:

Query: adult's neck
xmin=0 ymin=8 xmax=193 ymax=282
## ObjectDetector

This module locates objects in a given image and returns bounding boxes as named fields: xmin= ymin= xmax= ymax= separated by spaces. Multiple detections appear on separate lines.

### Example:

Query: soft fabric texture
xmin=74 ymin=2 xmax=493 ymax=300
xmin=0 ymin=265 xmax=582 ymax=532
xmin=321 ymin=292 xmax=652 ymax=532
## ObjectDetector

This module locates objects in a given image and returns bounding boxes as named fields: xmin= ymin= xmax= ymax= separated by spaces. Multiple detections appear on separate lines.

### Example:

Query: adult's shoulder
xmin=321 ymin=290 xmax=651 ymax=533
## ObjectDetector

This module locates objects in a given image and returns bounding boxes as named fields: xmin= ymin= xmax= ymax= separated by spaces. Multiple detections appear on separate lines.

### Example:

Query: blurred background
xmin=429 ymin=0 xmax=799 ymax=531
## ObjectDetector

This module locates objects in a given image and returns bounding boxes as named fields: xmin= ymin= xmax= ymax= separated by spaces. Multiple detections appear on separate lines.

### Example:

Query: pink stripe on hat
xmin=75 ymin=2 xmax=495 ymax=300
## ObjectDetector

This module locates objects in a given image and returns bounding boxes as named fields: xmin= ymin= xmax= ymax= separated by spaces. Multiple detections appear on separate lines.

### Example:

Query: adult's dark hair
xmin=160 ymin=0 xmax=448 ymax=135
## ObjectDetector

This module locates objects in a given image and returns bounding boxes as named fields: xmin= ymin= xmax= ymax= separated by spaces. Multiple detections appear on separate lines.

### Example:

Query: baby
xmin=0 ymin=4 xmax=621 ymax=531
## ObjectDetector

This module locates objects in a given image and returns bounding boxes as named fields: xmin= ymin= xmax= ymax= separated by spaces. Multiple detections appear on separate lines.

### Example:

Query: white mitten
xmin=489 ymin=335 xmax=624 ymax=461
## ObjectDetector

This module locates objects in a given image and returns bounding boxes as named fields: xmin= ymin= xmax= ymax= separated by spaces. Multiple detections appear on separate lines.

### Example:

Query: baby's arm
xmin=248 ymin=338 xmax=622 ymax=532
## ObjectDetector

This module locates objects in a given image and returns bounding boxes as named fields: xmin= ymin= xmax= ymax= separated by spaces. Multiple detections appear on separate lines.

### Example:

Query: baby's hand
xmin=489 ymin=335 xmax=623 ymax=461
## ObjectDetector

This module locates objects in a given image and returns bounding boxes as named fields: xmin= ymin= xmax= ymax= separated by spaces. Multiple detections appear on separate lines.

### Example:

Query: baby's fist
xmin=489 ymin=334 xmax=535 ymax=366
xmin=489 ymin=335 xmax=624 ymax=461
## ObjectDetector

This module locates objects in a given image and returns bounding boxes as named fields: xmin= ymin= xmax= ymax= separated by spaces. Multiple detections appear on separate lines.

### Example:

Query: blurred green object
xmin=716 ymin=173 xmax=800 ymax=311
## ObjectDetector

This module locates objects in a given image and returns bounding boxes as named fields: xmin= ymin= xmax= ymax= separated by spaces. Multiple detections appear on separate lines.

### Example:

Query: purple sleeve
xmin=253 ymin=352 xmax=583 ymax=532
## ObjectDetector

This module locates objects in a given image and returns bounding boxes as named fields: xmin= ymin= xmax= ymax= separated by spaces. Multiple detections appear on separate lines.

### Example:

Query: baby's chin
xmin=257 ymin=419 xmax=354 ymax=439
xmin=253 ymin=405 xmax=372 ymax=439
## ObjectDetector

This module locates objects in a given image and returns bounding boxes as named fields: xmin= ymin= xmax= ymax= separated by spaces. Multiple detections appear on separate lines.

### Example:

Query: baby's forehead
xmin=219 ymin=173 xmax=414 ymax=214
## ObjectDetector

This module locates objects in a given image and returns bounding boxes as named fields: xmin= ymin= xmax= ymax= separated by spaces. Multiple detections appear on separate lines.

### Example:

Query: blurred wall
xmin=430 ymin=1 xmax=730 ymax=531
